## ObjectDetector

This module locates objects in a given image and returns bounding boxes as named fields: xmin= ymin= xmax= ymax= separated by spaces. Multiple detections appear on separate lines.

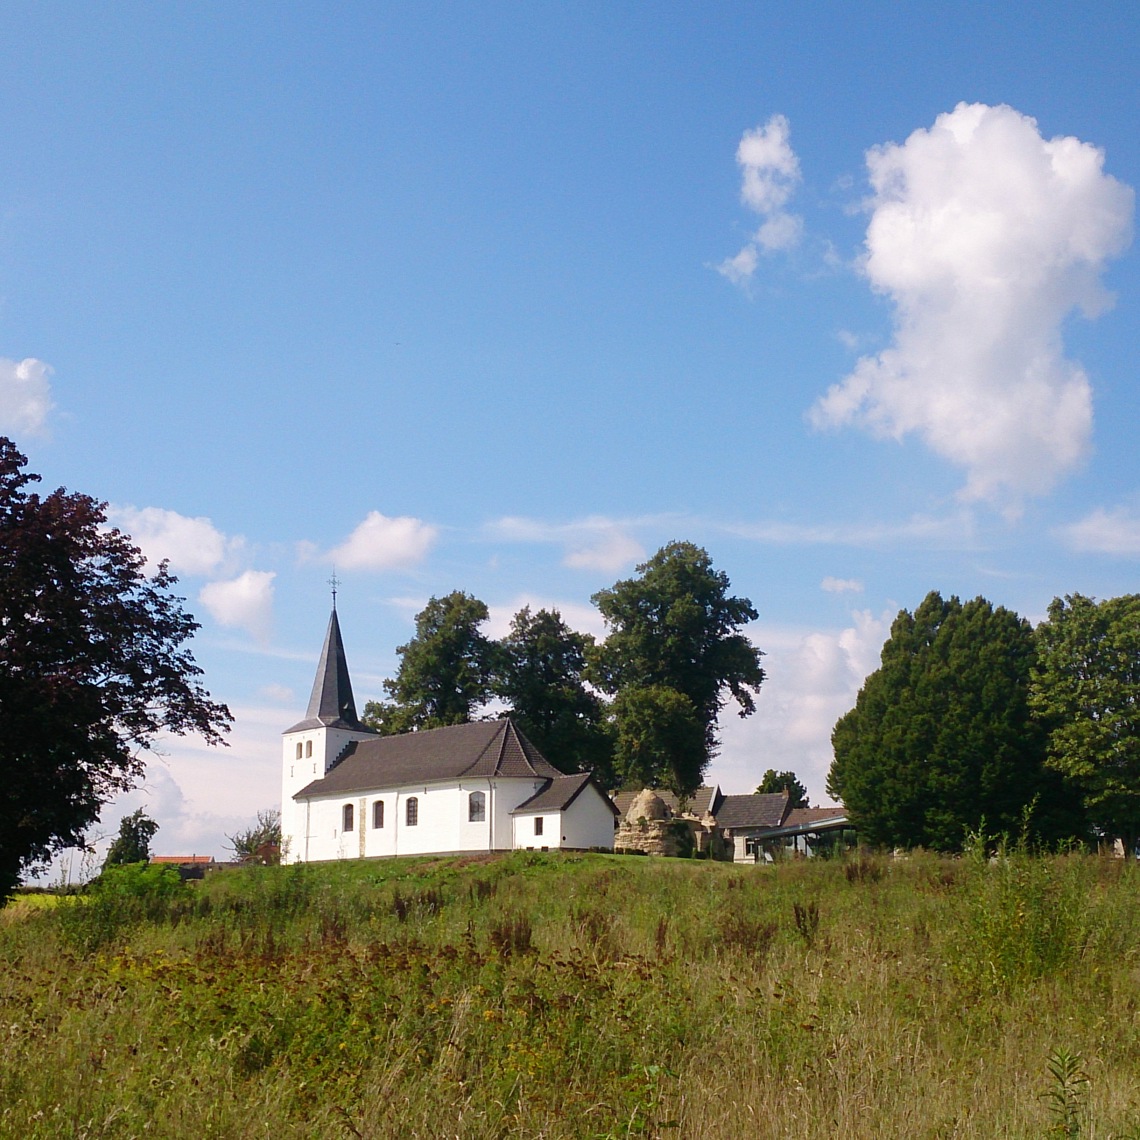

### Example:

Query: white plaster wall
xmin=280 ymin=725 xmax=374 ymax=863
xmin=512 ymin=787 xmax=616 ymax=851
xmin=295 ymin=777 xmax=547 ymax=862
xmin=560 ymin=787 xmax=617 ymax=850
xmin=512 ymin=811 xmax=561 ymax=849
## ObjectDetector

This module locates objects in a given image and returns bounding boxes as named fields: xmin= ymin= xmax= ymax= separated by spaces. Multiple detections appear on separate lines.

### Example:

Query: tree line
xmin=827 ymin=590 xmax=1140 ymax=853
xmin=360 ymin=541 xmax=766 ymax=798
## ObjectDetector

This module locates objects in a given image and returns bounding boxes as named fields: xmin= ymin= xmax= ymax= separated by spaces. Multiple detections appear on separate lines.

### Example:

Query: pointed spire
xmin=304 ymin=608 xmax=363 ymax=729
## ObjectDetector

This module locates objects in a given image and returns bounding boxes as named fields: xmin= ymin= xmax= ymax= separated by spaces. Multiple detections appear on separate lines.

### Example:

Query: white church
xmin=280 ymin=608 xmax=618 ymax=863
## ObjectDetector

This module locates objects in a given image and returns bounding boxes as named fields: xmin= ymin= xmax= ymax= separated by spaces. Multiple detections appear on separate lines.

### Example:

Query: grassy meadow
xmin=3 ymin=849 xmax=1140 ymax=1139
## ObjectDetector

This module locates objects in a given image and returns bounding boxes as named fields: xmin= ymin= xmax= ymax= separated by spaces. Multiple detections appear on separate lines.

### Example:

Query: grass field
xmin=3 ymin=849 xmax=1140 ymax=1138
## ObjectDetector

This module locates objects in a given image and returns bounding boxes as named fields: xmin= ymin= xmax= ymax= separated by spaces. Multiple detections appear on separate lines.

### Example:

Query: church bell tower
xmin=280 ymin=599 xmax=375 ymax=862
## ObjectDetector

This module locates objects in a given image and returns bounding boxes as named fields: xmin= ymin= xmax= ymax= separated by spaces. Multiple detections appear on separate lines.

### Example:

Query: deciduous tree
xmin=0 ymin=438 xmax=231 ymax=900
xmin=606 ymin=685 xmax=705 ymax=792
xmin=756 ymin=769 xmax=809 ymax=808
xmin=226 ymin=809 xmax=282 ymax=865
xmin=102 ymin=808 xmax=159 ymax=868
xmin=589 ymin=542 xmax=764 ymax=795
xmin=1030 ymin=593 xmax=1140 ymax=853
xmin=827 ymin=591 xmax=1080 ymax=851
xmin=363 ymin=591 xmax=497 ymax=733
xmin=494 ymin=606 xmax=612 ymax=780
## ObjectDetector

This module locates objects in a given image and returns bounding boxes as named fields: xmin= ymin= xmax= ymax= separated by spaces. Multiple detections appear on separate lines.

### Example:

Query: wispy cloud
xmin=717 ymin=114 xmax=803 ymax=284
xmin=821 ymin=576 xmax=863 ymax=594
xmin=1058 ymin=506 xmax=1140 ymax=555
xmin=489 ymin=515 xmax=646 ymax=572
xmin=0 ymin=357 xmax=53 ymax=437
xmin=725 ymin=511 xmax=975 ymax=549
xmin=811 ymin=102 xmax=1134 ymax=508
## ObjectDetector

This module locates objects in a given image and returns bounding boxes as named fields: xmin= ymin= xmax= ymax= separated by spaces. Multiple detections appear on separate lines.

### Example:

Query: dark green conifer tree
xmin=828 ymin=591 xmax=1083 ymax=851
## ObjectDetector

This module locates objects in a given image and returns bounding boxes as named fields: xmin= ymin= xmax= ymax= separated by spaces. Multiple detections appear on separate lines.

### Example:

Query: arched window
xmin=372 ymin=800 xmax=384 ymax=829
xmin=305 ymin=740 xmax=313 ymax=758
xmin=406 ymin=797 xmax=418 ymax=827
xmin=295 ymin=742 xmax=303 ymax=760
xmin=343 ymin=803 xmax=354 ymax=832
xmin=468 ymin=791 xmax=486 ymax=822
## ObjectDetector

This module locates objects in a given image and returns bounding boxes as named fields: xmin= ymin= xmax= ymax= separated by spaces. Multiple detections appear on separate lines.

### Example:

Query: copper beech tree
xmin=0 ymin=439 xmax=231 ymax=899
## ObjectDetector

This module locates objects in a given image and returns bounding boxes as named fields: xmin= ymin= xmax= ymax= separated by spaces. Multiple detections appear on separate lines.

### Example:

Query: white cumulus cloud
xmin=1059 ymin=506 xmax=1140 ymax=555
xmin=810 ymin=102 xmax=1134 ymax=506
xmin=326 ymin=511 xmax=438 ymax=571
xmin=199 ymin=570 xmax=276 ymax=642
xmin=107 ymin=505 xmax=230 ymax=575
xmin=0 ymin=357 xmax=53 ymax=436
xmin=564 ymin=526 xmax=645 ymax=572
xmin=718 ymin=114 xmax=803 ymax=283
xmin=711 ymin=610 xmax=890 ymax=803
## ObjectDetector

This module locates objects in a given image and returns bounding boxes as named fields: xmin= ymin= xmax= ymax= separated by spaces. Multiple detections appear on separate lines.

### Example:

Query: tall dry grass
xmin=2 ymin=849 xmax=1140 ymax=1138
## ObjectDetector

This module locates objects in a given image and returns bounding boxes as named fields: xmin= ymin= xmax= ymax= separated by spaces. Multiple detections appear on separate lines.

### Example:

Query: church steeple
xmin=284 ymin=604 xmax=375 ymax=735
xmin=304 ymin=608 xmax=363 ymax=729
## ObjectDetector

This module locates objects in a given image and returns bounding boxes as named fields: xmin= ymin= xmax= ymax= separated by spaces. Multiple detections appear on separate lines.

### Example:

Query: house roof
xmin=611 ymin=785 xmax=723 ymax=819
xmin=285 ymin=608 xmax=375 ymax=735
xmin=294 ymin=718 xmax=564 ymax=798
xmin=715 ymin=792 xmax=791 ymax=830
xmin=785 ymin=806 xmax=848 ymax=828
xmin=512 ymin=772 xmax=620 ymax=816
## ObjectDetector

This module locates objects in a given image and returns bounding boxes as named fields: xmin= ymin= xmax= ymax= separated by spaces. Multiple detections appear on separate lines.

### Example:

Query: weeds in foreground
xmin=792 ymin=899 xmax=820 ymax=946
xmin=5 ymin=851 xmax=1140 ymax=1139
xmin=1042 ymin=1048 xmax=1089 ymax=1139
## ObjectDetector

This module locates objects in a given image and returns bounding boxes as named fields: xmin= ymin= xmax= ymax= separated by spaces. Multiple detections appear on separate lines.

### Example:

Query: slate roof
xmin=512 ymin=772 xmax=619 ymax=816
xmin=294 ymin=718 xmax=564 ymax=798
xmin=285 ymin=608 xmax=374 ymax=734
xmin=611 ymin=785 xmax=723 ymax=819
xmin=714 ymin=792 xmax=791 ymax=830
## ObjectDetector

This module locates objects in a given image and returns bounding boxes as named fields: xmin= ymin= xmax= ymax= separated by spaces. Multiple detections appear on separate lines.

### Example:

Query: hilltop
xmin=3 ymin=850 xmax=1140 ymax=1138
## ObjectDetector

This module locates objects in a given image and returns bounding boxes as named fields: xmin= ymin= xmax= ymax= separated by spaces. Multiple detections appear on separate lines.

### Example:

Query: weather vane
xmin=329 ymin=571 xmax=340 ymax=609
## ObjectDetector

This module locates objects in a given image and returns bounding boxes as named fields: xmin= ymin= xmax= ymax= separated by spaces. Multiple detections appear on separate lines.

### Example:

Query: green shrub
xmin=56 ymin=862 xmax=190 ymax=952
xmin=952 ymin=851 xmax=1093 ymax=990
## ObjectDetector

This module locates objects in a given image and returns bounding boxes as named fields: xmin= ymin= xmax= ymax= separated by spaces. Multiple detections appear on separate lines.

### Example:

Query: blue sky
xmin=3 ymin=3 xmax=1138 ymax=866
